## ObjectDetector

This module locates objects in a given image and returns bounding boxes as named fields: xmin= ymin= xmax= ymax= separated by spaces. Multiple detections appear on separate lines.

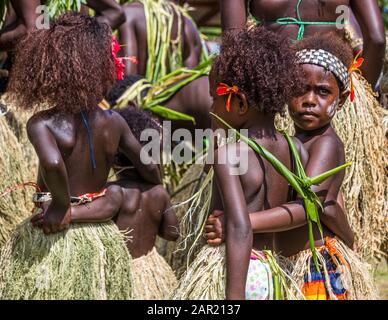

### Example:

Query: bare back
xmin=30 ymin=108 xmax=124 ymax=196
xmin=120 ymin=2 xmax=203 ymax=76
xmin=212 ymin=132 xmax=297 ymax=251
xmin=114 ymin=180 xmax=171 ymax=258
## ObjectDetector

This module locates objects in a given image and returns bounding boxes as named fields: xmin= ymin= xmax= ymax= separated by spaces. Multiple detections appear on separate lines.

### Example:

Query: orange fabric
xmin=302 ymin=280 xmax=327 ymax=300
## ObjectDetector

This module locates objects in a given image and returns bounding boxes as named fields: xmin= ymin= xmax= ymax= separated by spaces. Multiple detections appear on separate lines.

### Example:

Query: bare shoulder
xmin=311 ymin=134 xmax=344 ymax=154
xmin=26 ymin=111 xmax=51 ymax=137
xmin=98 ymin=109 xmax=126 ymax=128
xmin=309 ymin=133 xmax=345 ymax=164
xmin=123 ymin=2 xmax=145 ymax=21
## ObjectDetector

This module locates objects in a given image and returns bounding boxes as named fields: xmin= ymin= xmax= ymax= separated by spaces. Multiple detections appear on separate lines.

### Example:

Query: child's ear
xmin=338 ymin=90 xmax=350 ymax=110
xmin=237 ymin=92 xmax=249 ymax=115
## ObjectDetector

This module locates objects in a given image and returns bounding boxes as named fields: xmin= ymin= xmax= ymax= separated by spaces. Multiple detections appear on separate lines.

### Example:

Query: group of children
xmin=0 ymin=0 xmax=384 ymax=300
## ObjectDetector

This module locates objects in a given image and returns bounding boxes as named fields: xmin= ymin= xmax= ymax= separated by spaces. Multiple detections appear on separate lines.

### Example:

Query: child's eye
xmin=317 ymin=87 xmax=330 ymax=95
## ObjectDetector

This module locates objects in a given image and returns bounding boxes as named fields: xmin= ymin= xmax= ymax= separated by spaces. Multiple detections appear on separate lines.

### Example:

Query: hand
xmin=204 ymin=210 xmax=225 ymax=246
xmin=31 ymin=201 xmax=71 ymax=234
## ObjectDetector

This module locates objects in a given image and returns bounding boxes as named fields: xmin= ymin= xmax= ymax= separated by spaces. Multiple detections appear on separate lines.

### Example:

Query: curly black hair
xmin=293 ymin=32 xmax=354 ymax=91
xmin=105 ymin=75 xmax=148 ymax=106
xmin=114 ymin=104 xmax=161 ymax=167
xmin=117 ymin=104 xmax=161 ymax=144
xmin=211 ymin=27 xmax=303 ymax=115
xmin=7 ymin=12 xmax=115 ymax=114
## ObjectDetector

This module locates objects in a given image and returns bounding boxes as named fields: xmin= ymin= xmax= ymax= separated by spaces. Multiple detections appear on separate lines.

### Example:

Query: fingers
xmin=32 ymin=218 xmax=44 ymax=229
xmin=213 ymin=210 xmax=224 ymax=217
xmin=42 ymin=226 xmax=51 ymax=235
xmin=207 ymin=239 xmax=223 ymax=246
xmin=205 ymin=232 xmax=218 ymax=240
xmin=204 ymin=224 xmax=216 ymax=233
xmin=31 ymin=213 xmax=43 ymax=223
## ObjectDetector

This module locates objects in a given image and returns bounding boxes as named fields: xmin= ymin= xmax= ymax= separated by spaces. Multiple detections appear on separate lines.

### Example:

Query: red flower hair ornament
xmin=348 ymin=50 xmax=364 ymax=102
xmin=111 ymin=35 xmax=138 ymax=80
xmin=216 ymin=83 xmax=239 ymax=112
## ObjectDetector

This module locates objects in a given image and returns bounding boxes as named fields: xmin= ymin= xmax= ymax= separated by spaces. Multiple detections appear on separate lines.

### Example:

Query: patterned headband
xmin=296 ymin=49 xmax=350 ymax=90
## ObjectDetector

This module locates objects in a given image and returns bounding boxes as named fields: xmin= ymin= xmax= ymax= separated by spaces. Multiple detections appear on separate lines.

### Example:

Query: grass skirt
xmin=287 ymin=238 xmax=379 ymax=300
xmin=132 ymin=247 xmax=177 ymax=299
xmin=0 ymin=219 xmax=133 ymax=299
xmin=156 ymin=164 xmax=210 ymax=278
xmin=0 ymin=115 xmax=35 ymax=246
xmin=276 ymin=74 xmax=388 ymax=259
xmin=171 ymin=244 xmax=303 ymax=300
xmin=171 ymin=245 xmax=226 ymax=299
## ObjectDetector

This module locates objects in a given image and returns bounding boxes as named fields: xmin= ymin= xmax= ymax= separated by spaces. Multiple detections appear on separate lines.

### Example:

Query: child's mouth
xmin=299 ymin=111 xmax=319 ymax=120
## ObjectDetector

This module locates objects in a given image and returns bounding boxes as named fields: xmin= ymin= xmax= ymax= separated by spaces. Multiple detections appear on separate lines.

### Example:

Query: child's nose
xmin=302 ymin=91 xmax=317 ymax=108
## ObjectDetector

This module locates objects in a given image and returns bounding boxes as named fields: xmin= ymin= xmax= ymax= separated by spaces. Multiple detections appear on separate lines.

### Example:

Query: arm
xmin=221 ymin=0 xmax=247 ymax=31
xmin=119 ymin=6 xmax=139 ymax=75
xmin=86 ymin=0 xmax=126 ymax=29
xmin=27 ymin=116 xmax=71 ymax=234
xmin=117 ymin=114 xmax=162 ymax=185
xmin=70 ymin=185 xmax=123 ymax=223
xmin=320 ymin=195 xmax=354 ymax=248
xmin=182 ymin=17 xmax=202 ymax=69
xmin=158 ymin=194 xmax=179 ymax=241
xmin=351 ymin=0 xmax=386 ymax=89
xmin=251 ymin=138 xmax=354 ymax=243
xmin=214 ymin=145 xmax=253 ymax=300
xmin=0 ymin=0 xmax=39 ymax=51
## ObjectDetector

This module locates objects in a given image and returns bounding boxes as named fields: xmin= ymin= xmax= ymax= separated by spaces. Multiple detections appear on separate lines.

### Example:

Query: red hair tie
xmin=348 ymin=50 xmax=364 ymax=102
xmin=216 ymin=83 xmax=239 ymax=112
xmin=111 ymin=35 xmax=138 ymax=81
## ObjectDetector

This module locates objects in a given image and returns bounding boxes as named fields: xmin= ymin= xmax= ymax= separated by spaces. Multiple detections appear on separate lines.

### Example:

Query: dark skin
xmin=29 ymin=107 xmax=161 ymax=235
xmin=0 ymin=0 xmax=125 ymax=50
xmin=209 ymin=74 xmax=307 ymax=300
xmin=206 ymin=64 xmax=355 ymax=258
xmin=0 ymin=0 xmax=39 ymax=51
xmin=221 ymin=0 xmax=385 ymax=88
xmin=164 ymin=75 xmax=212 ymax=132
xmin=119 ymin=0 xmax=203 ymax=76
xmin=85 ymin=0 xmax=126 ymax=30
xmin=68 ymin=175 xmax=179 ymax=258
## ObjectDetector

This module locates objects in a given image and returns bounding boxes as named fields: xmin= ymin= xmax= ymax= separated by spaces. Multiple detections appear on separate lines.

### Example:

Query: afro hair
xmin=211 ymin=26 xmax=303 ymax=115
xmin=7 ymin=12 xmax=115 ymax=114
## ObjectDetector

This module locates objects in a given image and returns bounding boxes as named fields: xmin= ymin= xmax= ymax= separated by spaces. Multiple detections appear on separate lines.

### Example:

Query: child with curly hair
xmin=0 ymin=12 xmax=164 ymax=300
xmin=68 ymin=103 xmax=180 ymax=299
xmin=6 ymin=12 xmax=161 ymax=233
xmin=172 ymin=26 xmax=306 ymax=300
xmin=205 ymin=32 xmax=378 ymax=300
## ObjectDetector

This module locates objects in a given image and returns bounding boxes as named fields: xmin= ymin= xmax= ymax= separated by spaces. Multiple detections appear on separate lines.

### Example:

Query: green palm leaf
xmin=210 ymin=112 xmax=351 ymax=271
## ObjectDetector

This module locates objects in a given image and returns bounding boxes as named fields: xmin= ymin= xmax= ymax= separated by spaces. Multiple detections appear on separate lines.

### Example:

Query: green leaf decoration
xmin=210 ymin=112 xmax=351 ymax=271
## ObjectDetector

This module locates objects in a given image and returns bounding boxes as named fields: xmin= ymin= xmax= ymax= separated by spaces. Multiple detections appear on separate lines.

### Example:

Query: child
xmin=67 ymin=104 xmax=180 ymax=300
xmin=1 ymin=12 xmax=160 ymax=299
xmin=222 ymin=0 xmax=388 ymax=260
xmin=173 ymin=26 xmax=306 ymax=300
xmin=205 ymin=33 xmax=378 ymax=300
xmin=221 ymin=0 xmax=385 ymax=88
